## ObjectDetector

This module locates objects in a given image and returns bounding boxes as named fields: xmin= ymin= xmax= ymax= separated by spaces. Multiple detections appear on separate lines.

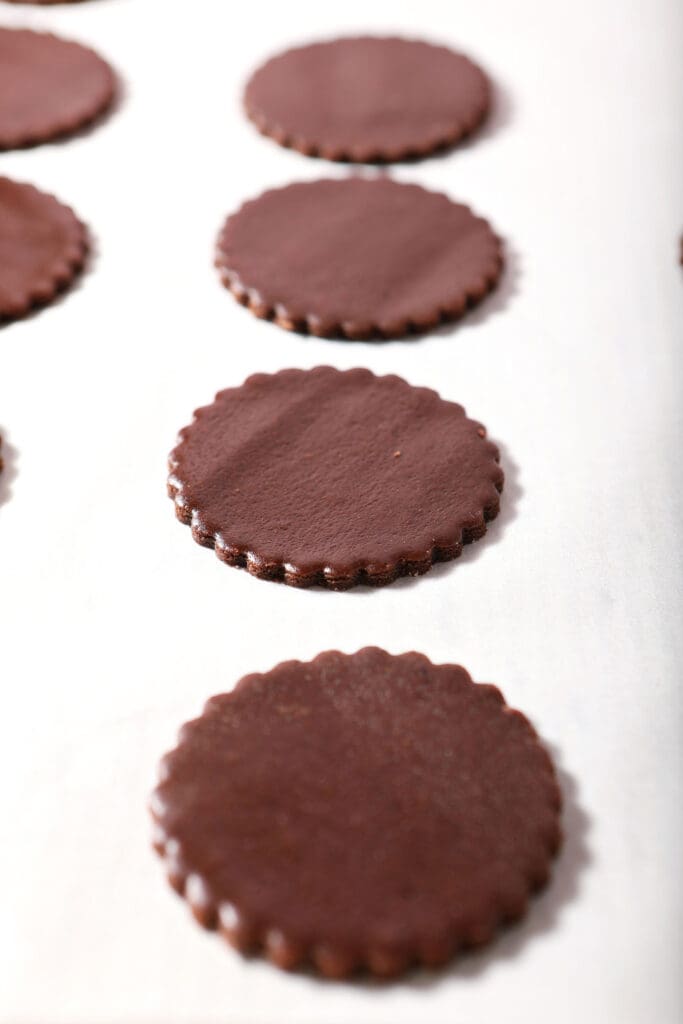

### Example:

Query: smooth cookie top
xmin=216 ymin=177 xmax=502 ymax=339
xmin=0 ymin=28 xmax=115 ymax=149
xmin=152 ymin=648 xmax=562 ymax=977
xmin=245 ymin=36 xmax=490 ymax=162
xmin=168 ymin=367 xmax=504 ymax=588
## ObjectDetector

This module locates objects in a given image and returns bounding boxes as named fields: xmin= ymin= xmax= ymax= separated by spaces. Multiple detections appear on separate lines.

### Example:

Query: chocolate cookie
xmin=151 ymin=648 xmax=562 ymax=978
xmin=168 ymin=367 xmax=504 ymax=588
xmin=216 ymin=177 xmax=502 ymax=339
xmin=0 ymin=28 xmax=115 ymax=150
xmin=244 ymin=36 xmax=490 ymax=162
xmin=0 ymin=178 xmax=89 ymax=322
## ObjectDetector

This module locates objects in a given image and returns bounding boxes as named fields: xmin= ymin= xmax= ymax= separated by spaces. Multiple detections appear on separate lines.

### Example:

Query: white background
xmin=0 ymin=1 xmax=681 ymax=1021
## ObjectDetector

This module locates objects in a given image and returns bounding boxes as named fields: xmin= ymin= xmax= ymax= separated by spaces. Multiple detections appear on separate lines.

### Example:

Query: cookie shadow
xmin=387 ymin=73 xmax=514 ymax=164
xmin=364 ymin=438 xmax=522 ymax=595
xmin=224 ymin=159 xmax=521 ymax=345
xmin=289 ymin=745 xmax=589 ymax=993
xmin=452 ymin=75 xmax=514 ymax=154
xmin=405 ymin=751 xmax=591 ymax=989
xmin=457 ymin=439 xmax=522 ymax=567
xmin=430 ymin=239 xmax=522 ymax=338
xmin=317 ymin=74 xmax=513 ymax=166
xmin=0 ymin=432 xmax=17 ymax=509
xmin=287 ymin=240 xmax=521 ymax=347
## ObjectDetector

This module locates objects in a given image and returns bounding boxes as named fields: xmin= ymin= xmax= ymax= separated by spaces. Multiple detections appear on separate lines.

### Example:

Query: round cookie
xmin=0 ymin=178 xmax=89 ymax=322
xmin=0 ymin=28 xmax=115 ymax=150
xmin=216 ymin=177 xmax=502 ymax=339
xmin=168 ymin=367 xmax=504 ymax=588
xmin=151 ymin=648 xmax=562 ymax=978
xmin=244 ymin=36 xmax=490 ymax=162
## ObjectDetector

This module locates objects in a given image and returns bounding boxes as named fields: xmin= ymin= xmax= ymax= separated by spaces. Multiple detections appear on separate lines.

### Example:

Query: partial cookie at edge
xmin=0 ymin=178 xmax=89 ymax=322
xmin=0 ymin=28 xmax=116 ymax=150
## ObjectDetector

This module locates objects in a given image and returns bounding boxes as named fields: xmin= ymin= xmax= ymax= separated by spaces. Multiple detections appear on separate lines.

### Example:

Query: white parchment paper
xmin=0 ymin=1 xmax=681 ymax=1021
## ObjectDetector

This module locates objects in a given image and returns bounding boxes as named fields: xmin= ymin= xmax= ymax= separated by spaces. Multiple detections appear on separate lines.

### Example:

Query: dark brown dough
xmin=245 ymin=36 xmax=490 ymax=162
xmin=0 ymin=28 xmax=115 ymax=150
xmin=168 ymin=366 xmax=504 ymax=588
xmin=0 ymin=177 xmax=88 ymax=322
xmin=216 ymin=177 xmax=502 ymax=339
xmin=151 ymin=648 xmax=562 ymax=978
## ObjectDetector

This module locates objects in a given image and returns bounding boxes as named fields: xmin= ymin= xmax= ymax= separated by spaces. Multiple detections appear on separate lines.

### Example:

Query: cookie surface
xmin=168 ymin=367 xmax=504 ymax=588
xmin=216 ymin=177 xmax=502 ymax=339
xmin=0 ymin=28 xmax=115 ymax=150
xmin=151 ymin=648 xmax=562 ymax=978
xmin=0 ymin=178 xmax=89 ymax=321
xmin=245 ymin=36 xmax=489 ymax=162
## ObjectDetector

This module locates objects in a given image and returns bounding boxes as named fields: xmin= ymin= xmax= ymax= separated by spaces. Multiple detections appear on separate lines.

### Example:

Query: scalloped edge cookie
xmin=0 ymin=178 xmax=89 ymax=322
xmin=150 ymin=648 xmax=562 ymax=978
xmin=244 ymin=36 xmax=490 ymax=163
xmin=0 ymin=28 xmax=116 ymax=150
xmin=167 ymin=367 xmax=504 ymax=589
xmin=215 ymin=178 xmax=503 ymax=340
